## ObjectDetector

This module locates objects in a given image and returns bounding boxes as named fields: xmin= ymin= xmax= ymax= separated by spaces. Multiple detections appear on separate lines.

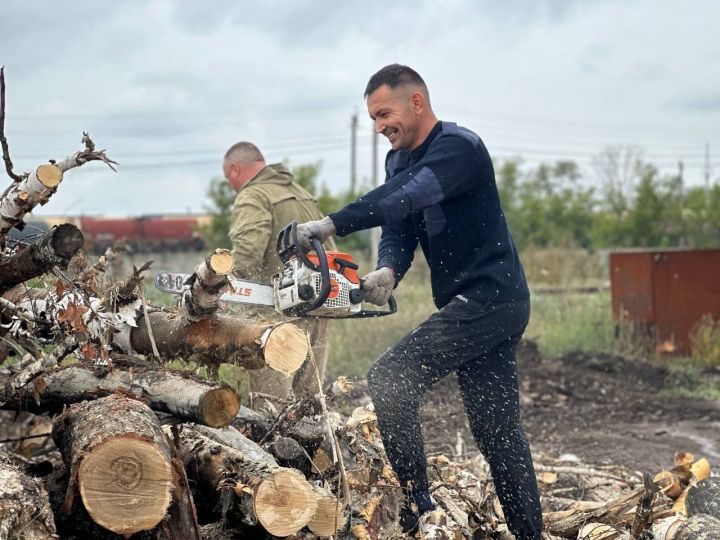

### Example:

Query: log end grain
xmin=308 ymin=494 xmax=345 ymax=536
xmin=36 ymin=163 xmax=63 ymax=189
xmin=78 ymin=436 xmax=173 ymax=535
xmin=201 ymin=386 xmax=241 ymax=428
xmin=263 ymin=323 xmax=308 ymax=375
xmin=51 ymin=223 xmax=85 ymax=260
xmin=209 ymin=249 xmax=233 ymax=276
xmin=254 ymin=468 xmax=318 ymax=536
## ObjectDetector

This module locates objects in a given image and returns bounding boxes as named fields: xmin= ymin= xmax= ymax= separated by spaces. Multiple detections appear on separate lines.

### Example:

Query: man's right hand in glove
xmin=295 ymin=217 xmax=336 ymax=252
xmin=361 ymin=267 xmax=395 ymax=305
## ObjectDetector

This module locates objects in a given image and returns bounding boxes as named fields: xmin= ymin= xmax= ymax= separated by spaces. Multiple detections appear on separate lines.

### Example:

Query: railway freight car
xmin=79 ymin=216 xmax=207 ymax=254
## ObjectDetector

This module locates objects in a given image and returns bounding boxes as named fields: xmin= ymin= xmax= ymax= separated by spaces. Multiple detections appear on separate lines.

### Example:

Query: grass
xmin=327 ymin=251 xmax=622 ymax=379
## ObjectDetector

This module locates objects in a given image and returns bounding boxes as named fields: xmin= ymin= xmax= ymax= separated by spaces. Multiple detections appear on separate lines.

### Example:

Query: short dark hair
xmin=364 ymin=64 xmax=428 ymax=98
xmin=224 ymin=141 xmax=265 ymax=163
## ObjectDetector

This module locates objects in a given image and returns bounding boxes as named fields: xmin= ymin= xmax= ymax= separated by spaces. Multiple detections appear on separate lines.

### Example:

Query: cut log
xmin=174 ymin=424 xmax=318 ymax=536
xmin=271 ymin=435 xmax=307 ymax=469
xmin=46 ymin=457 xmax=200 ymax=540
xmin=126 ymin=311 xmax=307 ymax=373
xmin=232 ymin=405 xmax=273 ymax=441
xmin=308 ymin=486 xmax=345 ymax=536
xmin=0 ymin=454 xmax=57 ymax=538
xmin=0 ymin=223 xmax=84 ymax=294
xmin=182 ymin=248 xmax=233 ymax=320
xmin=2 ymin=363 xmax=240 ymax=427
xmin=52 ymin=394 xmax=174 ymax=536
xmin=686 ymin=477 xmax=720 ymax=519
xmin=0 ymin=163 xmax=63 ymax=235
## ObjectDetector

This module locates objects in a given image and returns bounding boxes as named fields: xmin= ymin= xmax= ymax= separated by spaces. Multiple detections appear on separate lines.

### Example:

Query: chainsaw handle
xmin=346 ymin=288 xmax=398 ymax=318
xmin=308 ymin=236 xmax=331 ymax=310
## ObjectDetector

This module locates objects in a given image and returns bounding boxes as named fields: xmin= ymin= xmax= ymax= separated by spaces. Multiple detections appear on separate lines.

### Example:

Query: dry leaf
xmin=58 ymin=302 xmax=89 ymax=333
xmin=55 ymin=279 xmax=66 ymax=298
xmin=80 ymin=342 xmax=98 ymax=361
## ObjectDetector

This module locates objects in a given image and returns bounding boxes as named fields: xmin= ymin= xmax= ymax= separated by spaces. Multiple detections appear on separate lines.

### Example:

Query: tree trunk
xmin=174 ymin=424 xmax=319 ymax=537
xmin=125 ymin=311 xmax=308 ymax=373
xmin=1 ymin=363 xmax=240 ymax=428
xmin=51 ymin=394 xmax=175 ymax=536
xmin=0 ymin=223 xmax=84 ymax=294
xmin=0 ymin=454 xmax=57 ymax=539
xmin=182 ymin=249 xmax=233 ymax=320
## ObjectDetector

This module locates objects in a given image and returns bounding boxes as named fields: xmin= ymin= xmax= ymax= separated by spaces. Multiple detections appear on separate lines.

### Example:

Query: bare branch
xmin=0 ymin=66 xmax=25 ymax=182
xmin=51 ymin=132 xmax=118 ymax=173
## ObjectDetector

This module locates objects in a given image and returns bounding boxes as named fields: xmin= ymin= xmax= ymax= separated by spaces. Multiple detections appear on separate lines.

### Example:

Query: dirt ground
xmin=418 ymin=340 xmax=720 ymax=472
xmin=341 ymin=340 xmax=720 ymax=473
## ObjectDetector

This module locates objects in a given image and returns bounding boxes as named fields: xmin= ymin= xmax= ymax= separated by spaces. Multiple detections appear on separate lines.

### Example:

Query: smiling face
xmin=367 ymin=84 xmax=426 ymax=151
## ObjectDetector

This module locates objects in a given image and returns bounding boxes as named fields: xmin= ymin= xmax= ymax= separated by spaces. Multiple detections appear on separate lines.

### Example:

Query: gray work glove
xmin=296 ymin=217 xmax=336 ymax=252
xmin=362 ymin=266 xmax=395 ymax=305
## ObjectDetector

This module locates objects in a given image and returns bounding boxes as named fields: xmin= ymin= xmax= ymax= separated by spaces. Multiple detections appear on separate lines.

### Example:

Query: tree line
xmin=201 ymin=148 xmax=720 ymax=254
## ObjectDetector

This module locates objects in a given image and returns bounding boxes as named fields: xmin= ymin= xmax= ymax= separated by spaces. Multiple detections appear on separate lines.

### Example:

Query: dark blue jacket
xmin=329 ymin=121 xmax=528 ymax=308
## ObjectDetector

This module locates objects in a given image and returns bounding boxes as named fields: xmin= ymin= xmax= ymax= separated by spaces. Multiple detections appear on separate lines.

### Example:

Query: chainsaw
xmin=154 ymin=222 xmax=397 ymax=318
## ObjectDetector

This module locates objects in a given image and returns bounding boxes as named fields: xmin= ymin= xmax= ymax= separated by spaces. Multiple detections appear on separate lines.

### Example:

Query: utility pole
xmin=704 ymin=142 xmax=710 ymax=192
xmin=678 ymin=160 xmax=685 ymax=246
xmin=370 ymin=128 xmax=380 ymax=268
xmin=350 ymin=111 xmax=358 ymax=196
xmin=678 ymin=160 xmax=684 ymax=206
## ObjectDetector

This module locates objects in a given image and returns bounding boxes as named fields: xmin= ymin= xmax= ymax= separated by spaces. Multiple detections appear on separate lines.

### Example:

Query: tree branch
xmin=0 ymin=66 xmax=24 ymax=182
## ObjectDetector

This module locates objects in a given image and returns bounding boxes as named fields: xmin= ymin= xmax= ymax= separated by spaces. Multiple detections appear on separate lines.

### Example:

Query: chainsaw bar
xmin=154 ymin=272 xmax=275 ymax=307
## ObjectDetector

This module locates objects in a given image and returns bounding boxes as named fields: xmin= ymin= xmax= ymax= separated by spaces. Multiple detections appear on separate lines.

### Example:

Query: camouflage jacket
xmin=229 ymin=163 xmax=331 ymax=284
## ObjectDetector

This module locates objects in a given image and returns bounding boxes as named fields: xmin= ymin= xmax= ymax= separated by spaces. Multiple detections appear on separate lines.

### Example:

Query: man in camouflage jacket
xmin=223 ymin=141 xmax=332 ymax=409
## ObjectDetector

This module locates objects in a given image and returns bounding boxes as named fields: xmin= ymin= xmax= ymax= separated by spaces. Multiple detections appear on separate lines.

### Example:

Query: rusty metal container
xmin=609 ymin=249 xmax=720 ymax=354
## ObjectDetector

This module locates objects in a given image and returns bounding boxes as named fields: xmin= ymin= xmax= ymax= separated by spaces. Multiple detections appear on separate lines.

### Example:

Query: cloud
xmin=1 ymin=0 xmax=718 ymax=216
xmin=669 ymin=93 xmax=720 ymax=112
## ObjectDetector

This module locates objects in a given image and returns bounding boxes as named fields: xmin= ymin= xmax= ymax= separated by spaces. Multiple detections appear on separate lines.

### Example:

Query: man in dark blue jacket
xmin=297 ymin=64 xmax=542 ymax=539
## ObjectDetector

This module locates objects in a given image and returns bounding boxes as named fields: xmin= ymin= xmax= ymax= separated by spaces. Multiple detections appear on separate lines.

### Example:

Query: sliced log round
xmin=254 ymin=468 xmax=317 ymax=536
xmin=78 ymin=436 xmax=172 ymax=534
xmin=263 ymin=322 xmax=308 ymax=375
xmin=52 ymin=394 xmax=174 ymax=536
xmin=307 ymin=489 xmax=345 ymax=537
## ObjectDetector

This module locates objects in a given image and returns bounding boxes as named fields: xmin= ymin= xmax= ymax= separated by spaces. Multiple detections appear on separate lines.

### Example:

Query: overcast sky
xmin=1 ymin=0 xmax=718 ymax=217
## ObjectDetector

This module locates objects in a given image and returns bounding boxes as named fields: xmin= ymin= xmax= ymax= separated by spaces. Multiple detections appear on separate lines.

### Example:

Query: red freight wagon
xmin=79 ymin=216 xmax=205 ymax=253
xmin=609 ymin=249 xmax=720 ymax=354
xmin=80 ymin=217 xmax=140 ymax=251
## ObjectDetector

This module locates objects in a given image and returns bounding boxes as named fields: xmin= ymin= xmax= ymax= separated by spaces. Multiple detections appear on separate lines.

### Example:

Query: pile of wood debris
xmin=0 ymin=69 xmax=718 ymax=540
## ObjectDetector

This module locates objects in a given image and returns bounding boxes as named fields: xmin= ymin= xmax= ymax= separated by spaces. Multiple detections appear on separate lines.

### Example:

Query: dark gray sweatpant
xmin=367 ymin=295 xmax=542 ymax=540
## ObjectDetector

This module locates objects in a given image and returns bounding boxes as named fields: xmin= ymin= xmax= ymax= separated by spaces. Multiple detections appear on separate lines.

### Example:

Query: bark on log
xmin=1 ymin=363 xmax=240 ymax=428
xmin=675 ymin=514 xmax=720 ymax=540
xmin=686 ymin=477 xmax=720 ymax=519
xmin=182 ymin=249 xmax=233 ymax=320
xmin=52 ymin=394 xmax=175 ymax=536
xmin=174 ymin=424 xmax=319 ymax=537
xmin=0 ymin=455 xmax=57 ymax=539
xmin=0 ymin=163 xmax=63 ymax=235
xmin=232 ymin=405 xmax=273 ymax=441
xmin=124 ymin=311 xmax=307 ymax=373
xmin=0 ymin=223 xmax=84 ymax=294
